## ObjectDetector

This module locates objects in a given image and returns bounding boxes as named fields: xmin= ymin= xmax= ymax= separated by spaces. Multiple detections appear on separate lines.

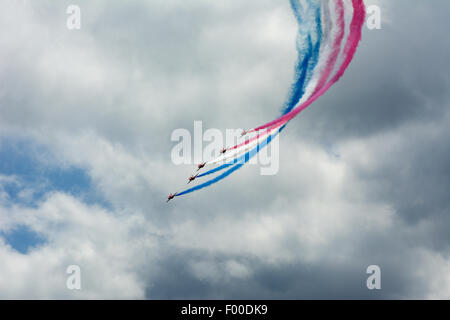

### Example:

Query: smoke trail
xmin=250 ymin=0 xmax=366 ymax=132
xmin=224 ymin=124 xmax=279 ymax=154
xmin=208 ymin=123 xmax=284 ymax=166
xmin=219 ymin=0 xmax=323 ymax=161
xmin=176 ymin=126 xmax=286 ymax=197
xmin=174 ymin=0 xmax=323 ymax=197
xmin=200 ymin=124 xmax=284 ymax=176
xmin=311 ymin=0 xmax=345 ymax=96
xmin=172 ymin=0 xmax=366 ymax=199
xmin=283 ymin=1 xmax=323 ymax=115
xmin=198 ymin=163 xmax=234 ymax=178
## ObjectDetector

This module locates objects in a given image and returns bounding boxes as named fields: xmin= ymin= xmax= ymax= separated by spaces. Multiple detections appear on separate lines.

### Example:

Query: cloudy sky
xmin=1 ymin=0 xmax=450 ymax=299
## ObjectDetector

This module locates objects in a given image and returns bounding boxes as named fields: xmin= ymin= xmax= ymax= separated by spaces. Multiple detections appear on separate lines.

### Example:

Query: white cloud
xmin=0 ymin=192 xmax=158 ymax=299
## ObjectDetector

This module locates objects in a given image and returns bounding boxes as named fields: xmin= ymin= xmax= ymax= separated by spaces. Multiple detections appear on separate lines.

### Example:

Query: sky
xmin=0 ymin=0 xmax=450 ymax=299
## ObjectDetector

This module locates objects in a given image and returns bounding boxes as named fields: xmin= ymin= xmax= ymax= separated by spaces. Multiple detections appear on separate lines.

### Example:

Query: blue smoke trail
xmin=176 ymin=125 xmax=286 ymax=197
xmin=282 ymin=35 xmax=313 ymax=115
xmin=282 ymin=1 xmax=322 ymax=115
xmin=175 ymin=0 xmax=323 ymax=197
xmin=198 ymin=163 xmax=234 ymax=178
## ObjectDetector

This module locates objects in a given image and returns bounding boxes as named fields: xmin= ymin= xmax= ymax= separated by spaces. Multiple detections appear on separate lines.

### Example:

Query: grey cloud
xmin=1 ymin=0 xmax=450 ymax=299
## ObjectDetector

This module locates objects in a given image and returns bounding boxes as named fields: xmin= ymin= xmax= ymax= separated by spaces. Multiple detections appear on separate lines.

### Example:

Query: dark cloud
xmin=146 ymin=0 xmax=450 ymax=299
